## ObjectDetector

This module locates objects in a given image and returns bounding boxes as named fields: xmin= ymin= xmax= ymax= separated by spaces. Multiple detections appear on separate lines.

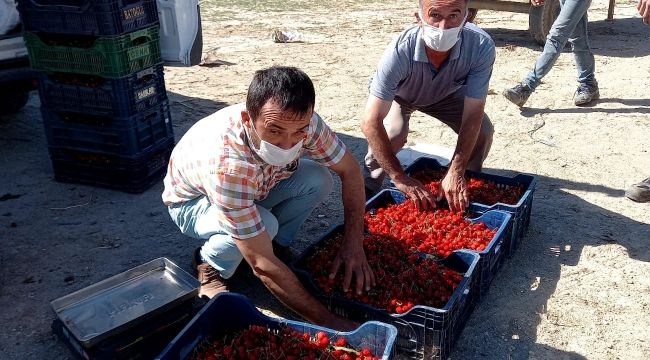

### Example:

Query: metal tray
xmin=51 ymin=257 xmax=200 ymax=348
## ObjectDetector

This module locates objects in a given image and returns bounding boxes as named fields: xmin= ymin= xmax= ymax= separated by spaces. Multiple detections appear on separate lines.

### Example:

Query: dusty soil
xmin=1 ymin=0 xmax=649 ymax=359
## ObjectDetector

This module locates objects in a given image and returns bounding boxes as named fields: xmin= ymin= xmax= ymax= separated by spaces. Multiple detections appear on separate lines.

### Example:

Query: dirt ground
xmin=1 ymin=0 xmax=649 ymax=359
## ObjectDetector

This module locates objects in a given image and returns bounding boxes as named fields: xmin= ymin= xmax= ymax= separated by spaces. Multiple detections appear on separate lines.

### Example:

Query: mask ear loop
xmin=244 ymin=112 xmax=263 ymax=150
xmin=460 ymin=7 xmax=469 ymax=27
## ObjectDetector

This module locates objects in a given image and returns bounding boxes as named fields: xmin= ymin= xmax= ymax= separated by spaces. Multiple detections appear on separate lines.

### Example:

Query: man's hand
xmin=531 ymin=0 xmax=545 ymax=7
xmin=441 ymin=168 xmax=469 ymax=213
xmin=639 ymin=0 xmax=650 ymax=25
xmin=394 ymin=174 xmax=438 ymax=210
xmin=329 ymin=238 xmax=376 ymax=295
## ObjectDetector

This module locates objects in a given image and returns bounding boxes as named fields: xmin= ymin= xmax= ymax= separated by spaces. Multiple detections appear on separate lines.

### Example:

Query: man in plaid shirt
xmin=163 ymin=66 xmax=374 ymax=330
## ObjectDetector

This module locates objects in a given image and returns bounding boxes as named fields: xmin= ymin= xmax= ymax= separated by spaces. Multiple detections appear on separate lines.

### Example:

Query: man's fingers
xmin=444 ymin=187 xmax=456 ymax=212
xmin=355 ymin=267 xmax=364 ymax=294
xmin=329 ymin=257 xmax=342 ymax=279
xmin=459 ymin=189 xmax=469 ymax=210
xmin=362 ymin=264 xmax=373 ymax=290
xmin=342 ymin=263 xmax=353 ymax=292
xmin=422 ymin=189 xmax=438 ymax=209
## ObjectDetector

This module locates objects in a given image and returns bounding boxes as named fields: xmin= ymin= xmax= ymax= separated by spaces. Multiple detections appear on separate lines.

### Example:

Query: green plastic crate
xmin=25 ymin=27 xmax=161 ymax=78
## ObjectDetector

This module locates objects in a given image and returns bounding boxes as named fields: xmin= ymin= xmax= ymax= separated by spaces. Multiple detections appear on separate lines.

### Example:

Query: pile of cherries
xmin=365 ymin=200 xmax=497 ymax=258
xmin=303 ymin=232 xmax=463 ymax=314
xmin=411 ymin=168 xmax=525 ymax=205
xmin=191 ymin=325 xmax=379 ymax=360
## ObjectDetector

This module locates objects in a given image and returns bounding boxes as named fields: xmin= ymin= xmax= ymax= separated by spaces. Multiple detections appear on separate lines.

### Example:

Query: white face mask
xmin=246 ymin=119 xmax=303 ymax=167
xmin=419 ymin=10 xmax=467 ymax=52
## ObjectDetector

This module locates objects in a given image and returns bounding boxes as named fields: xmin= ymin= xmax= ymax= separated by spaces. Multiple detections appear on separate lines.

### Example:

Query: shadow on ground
xmin=519 ymin=97 xmax=650 ymax=116
xmin=481 ymin=16 xmax=650 ymax=58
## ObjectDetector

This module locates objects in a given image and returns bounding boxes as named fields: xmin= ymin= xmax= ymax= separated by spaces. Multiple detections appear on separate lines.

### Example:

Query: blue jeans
xmin=167 ymin=159 xmax=333 ymax=279
xmin=523 ymin=0 xmax=597 ymax=90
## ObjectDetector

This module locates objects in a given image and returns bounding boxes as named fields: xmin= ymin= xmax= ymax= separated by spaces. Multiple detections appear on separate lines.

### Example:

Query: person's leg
xmin=567 ymin=0 xmax=599 ymax=105
xmin=419 ymin=91 xmax=494 ymax=172
xmin=256 ymin=159 xmax=333 ymax=247
xmin=363 ymin=98 xmax=415 ymax=193
xmin=568 ymin=1 xmax=596 ymax=86
xmin=168 ymin=197 xmax=278 ymax=279
xmin=523 ymin=0 xmax=589 ymax=89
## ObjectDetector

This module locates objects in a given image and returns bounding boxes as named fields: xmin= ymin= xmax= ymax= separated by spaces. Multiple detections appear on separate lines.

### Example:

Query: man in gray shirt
xmin=361 ymin=0 xmax=495 ymax=212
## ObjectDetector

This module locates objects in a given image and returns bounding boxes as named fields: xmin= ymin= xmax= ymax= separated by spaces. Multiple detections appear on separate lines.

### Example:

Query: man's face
xmin=243 ymin=100 xmax=311 ymax=150
xmin=420 ymin=0 xmax=466 ymax=30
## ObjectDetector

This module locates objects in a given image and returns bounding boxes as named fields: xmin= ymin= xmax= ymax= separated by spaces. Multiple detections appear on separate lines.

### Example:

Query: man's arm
xmin=361 ymin=95 xmax=437 ymax=209
xmin=327 ymin=150 xmax=376 ymax=294
xmin=236 ymin=232 xmax=357 ymax=331
xmin=442 ymin=97 xmax=486 ymax=212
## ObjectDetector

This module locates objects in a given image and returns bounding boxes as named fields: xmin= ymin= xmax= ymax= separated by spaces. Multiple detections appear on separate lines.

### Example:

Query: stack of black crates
xmin=18 ymin=0 xmax=174 ymax=193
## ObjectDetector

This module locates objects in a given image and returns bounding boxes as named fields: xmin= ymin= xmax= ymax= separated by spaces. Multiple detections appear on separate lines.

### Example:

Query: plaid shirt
xmin=162 ymin=103 xmax=346 ymax=239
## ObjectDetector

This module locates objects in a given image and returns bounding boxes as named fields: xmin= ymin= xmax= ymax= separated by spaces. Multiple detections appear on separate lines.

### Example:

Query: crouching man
xmin=162 ymin=66 xmax=375 ymax=330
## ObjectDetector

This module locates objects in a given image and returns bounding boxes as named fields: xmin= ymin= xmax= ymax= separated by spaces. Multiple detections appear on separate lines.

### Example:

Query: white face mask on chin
xmin=246 ymin=119 xmax=303 ymax=167
xmin=419 ymin=10 xmax=467 ymax=52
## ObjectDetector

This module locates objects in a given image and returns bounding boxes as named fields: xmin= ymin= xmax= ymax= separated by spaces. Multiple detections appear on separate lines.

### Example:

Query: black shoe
xmin=574 ymin=83 xmax=600 ymax=106
xmin=503 ymin=83 xmax=533 ymax=107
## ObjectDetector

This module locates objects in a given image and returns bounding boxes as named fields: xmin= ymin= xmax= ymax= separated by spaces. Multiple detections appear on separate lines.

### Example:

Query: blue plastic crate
xmin=402 ymin=157 xmax=537 ymax=257
xmin=366 ymin=189 xmax=512 ymax=297
xmin=17 ymin=0 xmax=159 ymax=36
xmin=37 ymin=64 xmax=168 ymax=117
xmin=42 ymin=100 xmax=174 ymax=157
xmin=49 ymin=137 xmax=173 ymax=193
xmin=156 ymin=292 xmax=398 ymax=360
xmin=292 ymin=225 xmax=481 ymax=360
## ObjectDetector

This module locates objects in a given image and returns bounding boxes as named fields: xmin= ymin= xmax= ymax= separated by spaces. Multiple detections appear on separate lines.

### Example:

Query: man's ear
xmin=414 ymin=11 xmax=421 ymax=24
xmin=241 ymin=110 xmax=251 ymax=125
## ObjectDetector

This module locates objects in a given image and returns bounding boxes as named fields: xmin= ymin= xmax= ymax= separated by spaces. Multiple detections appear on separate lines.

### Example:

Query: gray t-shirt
xmin=369 ymin=23 xmax=496 ymax=106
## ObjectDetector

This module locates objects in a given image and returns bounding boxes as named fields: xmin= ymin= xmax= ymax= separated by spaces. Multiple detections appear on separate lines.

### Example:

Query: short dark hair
xmin=246 ymin=66 xmax=316 ymax=121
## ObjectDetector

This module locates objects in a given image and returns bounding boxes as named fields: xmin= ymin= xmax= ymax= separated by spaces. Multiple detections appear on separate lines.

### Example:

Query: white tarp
xmin=396 ymin=143 xmax=453 ymax=168
xmin=0 ymin=0 xmax=20 ymax=35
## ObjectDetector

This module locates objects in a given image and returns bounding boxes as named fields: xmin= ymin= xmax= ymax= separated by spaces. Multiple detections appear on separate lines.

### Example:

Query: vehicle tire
xmin=0 ymin=90 xmax=29 ymax=116
xmin=529 ymin=0 xmax=561 ymax=45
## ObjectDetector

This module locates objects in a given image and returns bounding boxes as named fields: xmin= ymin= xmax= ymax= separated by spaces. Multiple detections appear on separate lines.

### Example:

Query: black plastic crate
xmin=37 ymin=64 xmax=167 ymax=117
xmin=402 ymin=157 xmax=537 ymax=257
xmin=49 ymin=138 xmax=174 ymax=193
xmin=42 ymin=101 xmax=173 ymax=157
xmin=52 ymin=298 xmax=204 ymax=360
xmin=292 ymin=225 xmax=480 ymax=360
xmin=17 ymin=0 xmax=159 ymax=36
xmin=156 ymin=293 xmax=398 ymax=360
xmin=366 ymin=189 xmax=512 ymax=297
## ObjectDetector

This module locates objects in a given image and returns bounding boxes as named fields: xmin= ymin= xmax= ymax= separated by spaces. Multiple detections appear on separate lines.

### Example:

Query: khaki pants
xmin=364 ymin=90 xmax=494 ymax=192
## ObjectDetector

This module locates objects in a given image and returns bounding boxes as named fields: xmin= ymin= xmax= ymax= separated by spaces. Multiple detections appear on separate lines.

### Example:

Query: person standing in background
xmin=503 ymin=0 xmax=599 ymax=107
